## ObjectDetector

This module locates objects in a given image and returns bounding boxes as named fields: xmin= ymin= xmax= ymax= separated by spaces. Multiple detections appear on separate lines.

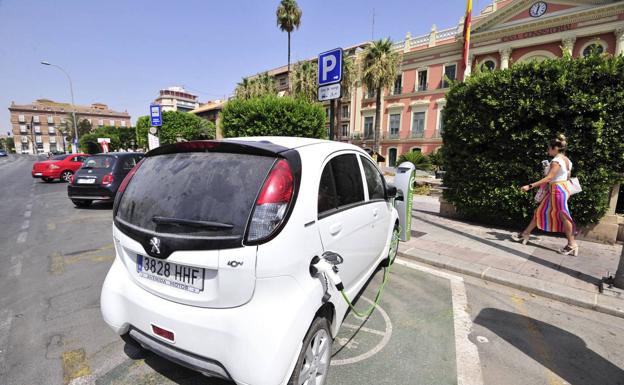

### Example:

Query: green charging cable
xmin=338 ymin=226 xmax=400 ymax=318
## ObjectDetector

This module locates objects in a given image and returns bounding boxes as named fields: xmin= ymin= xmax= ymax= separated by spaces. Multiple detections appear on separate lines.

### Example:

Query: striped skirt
xmin=535 ymin=182 xmax=576 ymax=233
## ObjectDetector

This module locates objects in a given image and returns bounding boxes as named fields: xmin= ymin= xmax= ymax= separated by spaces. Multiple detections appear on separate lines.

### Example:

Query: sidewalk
xmin=398 ymin=195 xmax=624 ymax=318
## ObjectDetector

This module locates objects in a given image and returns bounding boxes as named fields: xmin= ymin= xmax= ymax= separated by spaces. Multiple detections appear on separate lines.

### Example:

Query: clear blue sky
xmin=0 ymin=0 xmax=492 ymax=130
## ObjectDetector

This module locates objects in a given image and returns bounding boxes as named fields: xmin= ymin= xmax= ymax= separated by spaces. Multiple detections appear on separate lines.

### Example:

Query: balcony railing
xmin=416 ymin=83 xmax=428 ymax=92
xmin=411 ymin=131 xmax=425 ymax=138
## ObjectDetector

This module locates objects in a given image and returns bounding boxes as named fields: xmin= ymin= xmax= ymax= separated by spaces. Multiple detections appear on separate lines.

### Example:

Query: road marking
xmin=0 ymin=309 xmax=13 ymax=376
xmin=21 ymin=220 xmax=30 ymax=230
xmin=62 ymin=349 xmax=92 ymax=385
xmin=16 ymin=232 xmax=27 ymax=243
xmin=340 ymin=323 xmax=386 ymax=336
xmin=25 ymin=203 xmax=32 ymax=210
xmin=396 ymin=258 xmax=484 ymax=385
xmin=9 ymin=255 xmax=22 ymax=277
xmin=48 ymin=223 xmax=57 ymax=231
xmin=24 ymin=211 xmax=31 ymax=218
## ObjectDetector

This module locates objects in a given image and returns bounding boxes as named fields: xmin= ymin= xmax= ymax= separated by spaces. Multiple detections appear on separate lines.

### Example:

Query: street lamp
xmin=41 ymin=61 xmax=79 ymax=152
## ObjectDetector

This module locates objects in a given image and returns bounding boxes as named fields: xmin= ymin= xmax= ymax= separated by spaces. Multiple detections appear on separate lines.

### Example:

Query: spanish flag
xmin=462 ymin=0 xmax=473 ymax=74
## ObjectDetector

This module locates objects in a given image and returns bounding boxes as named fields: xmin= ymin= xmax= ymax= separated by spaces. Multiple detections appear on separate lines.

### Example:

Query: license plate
xmin=136 ymin=255 xmax=205 ymax=293
xmin=77 ymin=178 xmax=96 ymax=184
xmin=35 ymin=173 xmax=42 ymax=176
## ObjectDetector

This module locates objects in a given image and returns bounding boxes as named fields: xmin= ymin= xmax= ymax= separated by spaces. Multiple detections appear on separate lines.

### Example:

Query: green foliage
xmin=0 ymin=137 xmax=15 ymax=153
xmin=79 ymin=126 xmax=121 ymax=154
xmin=290 ymin=60 xmax=318 ymax=102
xmin=276 ymin=0 xmax=302 ymax=33
xmin=64 ymin=115 xmax=93 ymax=141
xmin=443 ymin=54 xmax=624 ymax=226
xmin=428 ymin=147 xmax=445 ymax=171
xmin=136 ymin=110 xmax=216 ymax=148
xmin=235 ymin=73 xmax=278 ymax=100
xmin=397 ymin=151 xmax=431 ymax=171
xmin=221 ymin=95 xmax=325 ymax=139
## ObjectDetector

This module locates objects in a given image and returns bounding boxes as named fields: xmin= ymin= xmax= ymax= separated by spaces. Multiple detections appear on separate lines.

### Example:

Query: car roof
xmin=225 ymin=136 xmax=365 ymax=152
xmin=88 ymin=152 xmax=143 ymax=157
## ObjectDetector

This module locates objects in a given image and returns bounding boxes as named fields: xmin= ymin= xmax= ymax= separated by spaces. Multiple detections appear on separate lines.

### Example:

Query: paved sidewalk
xmin=398 ymin=195 xmax=624 ymax=318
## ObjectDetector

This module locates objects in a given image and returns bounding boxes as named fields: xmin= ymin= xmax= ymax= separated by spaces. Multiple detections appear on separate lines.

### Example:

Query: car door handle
xmin=329 ymin=223 xmax=342 ymax=236
xmin=373 ymin=208 xmax=379 ymax=218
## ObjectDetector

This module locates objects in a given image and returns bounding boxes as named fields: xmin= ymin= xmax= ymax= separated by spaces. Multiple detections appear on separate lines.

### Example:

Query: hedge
xmin=442 ymin=54 xmax=624 ymax=226
xmin=221 ymin=96 xmax=326 ymax=139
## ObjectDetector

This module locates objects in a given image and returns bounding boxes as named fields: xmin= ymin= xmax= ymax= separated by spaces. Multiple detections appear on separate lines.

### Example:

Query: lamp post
xmin=41 ymin=61 xmax=79 ymax=153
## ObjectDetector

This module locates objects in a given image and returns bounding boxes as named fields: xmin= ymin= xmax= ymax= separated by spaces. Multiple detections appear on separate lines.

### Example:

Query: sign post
xmin=97 ymin=138 xmax=111 ymax=153
xmin=318 ymin=48 xmax=343 ymax=140
xmin=148 ymin=104 xmax=162 ymax=150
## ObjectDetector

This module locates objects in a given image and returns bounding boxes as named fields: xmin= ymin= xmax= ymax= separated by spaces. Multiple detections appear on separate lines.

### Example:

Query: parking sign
xmin=150 ymin=104 xmax=162 ymax=127
xmin=318 ymin=48 xmax=343 ymax=86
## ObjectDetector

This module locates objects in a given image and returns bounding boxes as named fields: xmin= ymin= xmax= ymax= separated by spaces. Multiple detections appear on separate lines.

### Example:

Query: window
xmin=60 ymin=117 xmax=66 ymax=124
xmin=389 ymin=114 xmax=400 ymax=138
xmin=49 ymin=136 xmax=56 ymax=144
xmin=19 ymin=124 xmax=26 ymax=133
xmin=98 ymin=119 xmax=104 ymax=126
xmin=21 ymin=136 xmax=28 ymax=143
xmin=341 ymin=123 xmax=349 ymax=138
xmin=441 ymin=64 xmax=456 ymax=88
xmin=393 ymin=75 xmax=402 ymax=95
xmin=364 ymin=116 xmax=374 ymax=139
xmin=47 ymin=116 xmax=54 ymax=124
xmin=412 ymin=147 xmax=422 ymax=153
xmin=18 ymin=115 xmax=25 ymax=122
xmin=417 ymin=70 xmax=428 ymax=91
xmin=341 ymin=105 xmax=350 ymax=119
xmin=48 ymin=127 xmax=56 ymax=135
xmin=481 ymin=59 xmax=496 ymax=71
xmin=583 ymin=43 xmax=604 ymax=57
xmin=33 ymin=115 xmax=40 ymax=123
xmin=437 ymin=110 xmax=445 ymax=136
xmin=49 ymin=143 xmax=57 ymax=152
xmin=317 ymin=154 xmax=365 ymax=215
xmin=361 ymin=156 xmax=385 ymax=200
xmin=366 ymin=87 xmax=376 ymax=99
xmin=35 ymin=135 xmax=42 ymax=143
xmin=109 ymin=119 xmax=115 ymax=126
xmin=121 ymin=120 xmax=126 ymax=127
xmin=121 ymin=156 xmax=138 ymax=171
xmin=279 ymin=77 xmax=287 ymax=86
xmin=411 ymin=112 xmax=425 ymax=138
xmin=34 ymin=126 xmax=41 ymax=134
xmin=388 ymin=148 xmax=397 ymax=167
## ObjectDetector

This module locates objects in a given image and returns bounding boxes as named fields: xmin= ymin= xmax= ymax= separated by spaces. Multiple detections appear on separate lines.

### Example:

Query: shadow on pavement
xmin=416 ymin=215 xmax=601 ymax=286
xmin=474 ymin=308 xmax=624 ymax=385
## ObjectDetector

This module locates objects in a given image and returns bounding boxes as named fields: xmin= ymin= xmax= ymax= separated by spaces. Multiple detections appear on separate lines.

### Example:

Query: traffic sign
xmin=318 ymin=48 xmax=343 ymax=86
xmin=318 ymin=83 xmax=341 ymax=101
xmin=150 ymin=104 xmax=162 ymax=127
xmin=98 ymin=138 xmax=111 ymax=153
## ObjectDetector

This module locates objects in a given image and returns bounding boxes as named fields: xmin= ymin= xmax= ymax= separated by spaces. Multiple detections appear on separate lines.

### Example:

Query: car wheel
xmin=72 ymin=199 xmax=92 ymax=208
xmin=60 ymin=170 xmax=73 ymax=182
xmin=42 ymin=177 xmax=53 ymax=183
xmin=288 ymin=317 xmax=332 ymax=385
xmin=381 ymin=223 xmax=400 ymax=267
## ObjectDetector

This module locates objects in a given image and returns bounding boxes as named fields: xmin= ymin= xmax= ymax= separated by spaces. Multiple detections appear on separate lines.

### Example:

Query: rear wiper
xmin=152 ymin=216 xmax=234 ymax=230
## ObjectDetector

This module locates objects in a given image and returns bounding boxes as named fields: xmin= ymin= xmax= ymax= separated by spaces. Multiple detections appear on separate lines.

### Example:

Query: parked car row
xmin=31 ymin=152 xmax=144 ymax=208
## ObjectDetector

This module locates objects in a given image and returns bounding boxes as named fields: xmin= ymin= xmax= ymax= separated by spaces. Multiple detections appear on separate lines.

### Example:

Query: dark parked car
xmin=68 ymin=152 xmax=144 ymax=207
xmin=0 ymin=149 xmax=7 ymax=157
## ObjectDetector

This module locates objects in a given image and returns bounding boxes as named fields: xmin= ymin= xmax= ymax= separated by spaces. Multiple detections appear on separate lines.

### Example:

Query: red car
xmin=32 ymin=154 xmax=89 ymax=182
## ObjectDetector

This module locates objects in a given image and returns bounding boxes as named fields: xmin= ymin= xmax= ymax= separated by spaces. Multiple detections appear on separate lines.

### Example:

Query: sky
xmin=0 ymin=0 xmax=493 ymax=129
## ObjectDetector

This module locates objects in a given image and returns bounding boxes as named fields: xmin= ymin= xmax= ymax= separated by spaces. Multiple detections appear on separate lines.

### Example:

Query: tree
xmin=361 ymin=39 xmax=401 ymax=153
xmin=64 ymin=114 xmax=92 ymax=142
xmin=234 ymin=73 xmax=278 ymax=100
xmin=276 ymin=0 xmax=302 ymax=76
xmin=290 ymin=60 xmax=318 ymax=102
xmin=136 ymin=110 xmax=216 ymax=148
xmin=79 ymin=126 xmax=121 ymax=154
xmin=428 ymin=147 xmax=445 ymax=172
xmin=221 ymin=95 xmax=325 ymax=139
xmin=397 ymin=151 xmax=431 ymax=171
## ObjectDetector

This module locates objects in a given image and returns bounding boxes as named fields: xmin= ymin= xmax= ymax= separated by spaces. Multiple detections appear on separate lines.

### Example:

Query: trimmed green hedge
xmin=442 ymin=54 xmax=624 ymax=226
xmin=221 ymin=96 xmax=326 ymax=139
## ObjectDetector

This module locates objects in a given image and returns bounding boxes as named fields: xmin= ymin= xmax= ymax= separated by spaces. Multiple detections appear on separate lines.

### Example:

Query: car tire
xmin=380 ymin=223 xmax=400 ymax=268
xmin=60 ymin=170 xmax=73 ymax=182
xmin=42 ymin=177 xmax=53 ymax=183
xmin=288 ymin=316 xmax=332 ymax=385
xmin=72 ymin=199 xmax=92 ymax=208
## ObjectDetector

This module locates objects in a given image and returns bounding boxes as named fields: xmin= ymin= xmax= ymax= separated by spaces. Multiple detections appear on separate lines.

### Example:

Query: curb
xmin=397 ymin=247 xmax=624 ymax=319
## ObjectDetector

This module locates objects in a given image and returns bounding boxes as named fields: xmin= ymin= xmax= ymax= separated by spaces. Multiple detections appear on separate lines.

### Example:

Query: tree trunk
xmin=373 ymin=87 xmax=382 ymax=156
xmin=287 ymin=32 xmax=291 ymax=76
xmin=614 ymin=246 xmax=624 ymax=289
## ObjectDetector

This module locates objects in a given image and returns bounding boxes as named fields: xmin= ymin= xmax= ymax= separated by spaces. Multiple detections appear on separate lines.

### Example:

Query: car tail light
xmin=151 ymin=324 xmax=174 ymax=342
xmin=117 ymin=158 xmax=144 ymax=194
xmin=69 ymin=175 xmax=74 ymax=184
xmin=247 ymin=159 xmax=293 ymax=242
xmin=101 ymin=173 xmax=113 ymax=186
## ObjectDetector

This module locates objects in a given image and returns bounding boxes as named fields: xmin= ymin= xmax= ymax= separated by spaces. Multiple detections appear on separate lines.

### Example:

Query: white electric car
xmin=101 ymin=137 xmax=400 ymax=385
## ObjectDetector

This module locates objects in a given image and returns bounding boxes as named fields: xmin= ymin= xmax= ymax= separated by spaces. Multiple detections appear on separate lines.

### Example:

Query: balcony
xmin=382 ymin=132 xmax=401 ymax=140
xmin=411 ymin=131 xmax=425 ymax=138
xmin=416 ymin=83 xmax=428 ymax=92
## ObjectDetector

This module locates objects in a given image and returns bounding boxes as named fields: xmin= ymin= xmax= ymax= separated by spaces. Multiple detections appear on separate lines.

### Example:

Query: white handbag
xmin=568 ymin=177 xmax=582 ymax=195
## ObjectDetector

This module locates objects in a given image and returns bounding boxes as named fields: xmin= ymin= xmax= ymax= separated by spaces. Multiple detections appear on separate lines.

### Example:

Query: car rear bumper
xmin=101 ymin=257 xmax=309 ymax=385
xmin=32 ymin=170 xmax=60 ymax=178
xmin=67 ymin=185 xmax=115 ymax=201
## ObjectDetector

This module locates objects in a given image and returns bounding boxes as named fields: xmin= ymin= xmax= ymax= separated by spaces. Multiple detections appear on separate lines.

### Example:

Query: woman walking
xmin=512 ymin=134 xmax=578 ymax=255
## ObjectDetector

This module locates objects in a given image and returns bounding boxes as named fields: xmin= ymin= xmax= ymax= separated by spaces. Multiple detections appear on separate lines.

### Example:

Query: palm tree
xmin=290 ymin=60 xmax=318 ymax=102
xmin=235 ymin=78 xmax=253 ymax=99
xmin=276 ymin=0 xmax=302 ymax=77
xmin=235 ymin=73 xmax=277 ymax=99
xmin=361 ymin=39 xmax=401 ymax=154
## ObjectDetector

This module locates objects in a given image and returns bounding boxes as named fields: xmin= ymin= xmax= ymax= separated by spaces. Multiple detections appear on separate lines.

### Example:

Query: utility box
xmin=394 ymin=162 xmax=415 ymax=241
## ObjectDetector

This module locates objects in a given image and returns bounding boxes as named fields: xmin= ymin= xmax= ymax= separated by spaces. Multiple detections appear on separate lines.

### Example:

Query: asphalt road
xmin=1 ymin=154 xmax=623 ymax=385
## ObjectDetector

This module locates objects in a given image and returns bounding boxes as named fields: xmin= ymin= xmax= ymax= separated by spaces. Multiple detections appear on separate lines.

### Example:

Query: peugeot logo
xmin=227 ymin=260 xmax=243 ymax=268
xmin=150 ymin=237 xmax=161 ymax=255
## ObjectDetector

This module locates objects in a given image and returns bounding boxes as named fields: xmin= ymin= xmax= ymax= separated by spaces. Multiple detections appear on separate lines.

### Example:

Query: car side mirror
xmin=386 ymin=183 xmax=398 ymax=199
xmin=394 ymin=190 xmax=404 ymax=202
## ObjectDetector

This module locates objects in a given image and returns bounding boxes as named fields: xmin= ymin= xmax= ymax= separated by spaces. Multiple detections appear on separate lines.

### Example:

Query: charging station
xmin=394 ymin=162 xmax=416 ymax=242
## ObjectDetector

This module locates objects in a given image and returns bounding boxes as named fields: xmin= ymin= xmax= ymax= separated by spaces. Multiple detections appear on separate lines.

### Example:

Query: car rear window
xmin=116 ymin=152 xmax=276 ymax=237
xmin=84 ymin=156 xmax=117 ymax=169
xmin=51 ymin=155 xmax=66 ymax=160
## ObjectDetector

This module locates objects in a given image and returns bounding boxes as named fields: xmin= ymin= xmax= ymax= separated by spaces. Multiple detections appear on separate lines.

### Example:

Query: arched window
xmin=388 ymin=148 xmax=397 ymax=167
xmin=411 ymin=147 xmax=422 ymax=153
xmin=479 ymin=58 xmax=497 ymax=71
xmin=582 ymin=43 xmax=605 ymax=57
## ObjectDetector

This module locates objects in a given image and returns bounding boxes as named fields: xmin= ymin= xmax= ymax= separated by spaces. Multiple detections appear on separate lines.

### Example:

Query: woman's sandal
xmin=511 ymin=233 xmax=530 ymax=245
xmin=559 ymin=244 xmax=579 ymax=256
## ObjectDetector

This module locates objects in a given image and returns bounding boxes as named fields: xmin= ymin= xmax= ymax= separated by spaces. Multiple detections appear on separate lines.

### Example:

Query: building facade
xmin=247 ymin=0 xmax=624 ymax=167
xmin=9 ymin=99 xmax=131 ymax=154
xmin=190 ymin=100 xmax=225 ymax=137
xmin=153 ymin=86 xmax=200 ymax=112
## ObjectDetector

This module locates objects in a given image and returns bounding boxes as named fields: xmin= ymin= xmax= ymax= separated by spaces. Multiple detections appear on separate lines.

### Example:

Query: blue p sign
xmin=318 ymin=48 xmax=343 ymax=86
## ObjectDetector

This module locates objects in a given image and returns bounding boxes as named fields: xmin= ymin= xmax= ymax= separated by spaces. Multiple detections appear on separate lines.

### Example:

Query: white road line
xmin=21 ymin=220 xmax=29 ymax=230
xmin=16 ymin=232 xmax=27 ymax=244
xmin=396 ymin=258 xmax=484 ymax=385
xmin=23 ymin=211 xmax=31 ymax=218
xmin=340 ymin=323 xmax=386 ymax=336
xmin=9 ymin=255 xmax=22 ymax=277
xmin=25 ymin=203 xmax=32 ymax=210
xmin=0 ymin=309 xmax=13 ymax=376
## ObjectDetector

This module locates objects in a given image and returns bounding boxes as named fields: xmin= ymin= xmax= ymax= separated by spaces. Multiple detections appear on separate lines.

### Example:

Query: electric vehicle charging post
xmin=394 ymin=162 xmax=416 ymax=241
